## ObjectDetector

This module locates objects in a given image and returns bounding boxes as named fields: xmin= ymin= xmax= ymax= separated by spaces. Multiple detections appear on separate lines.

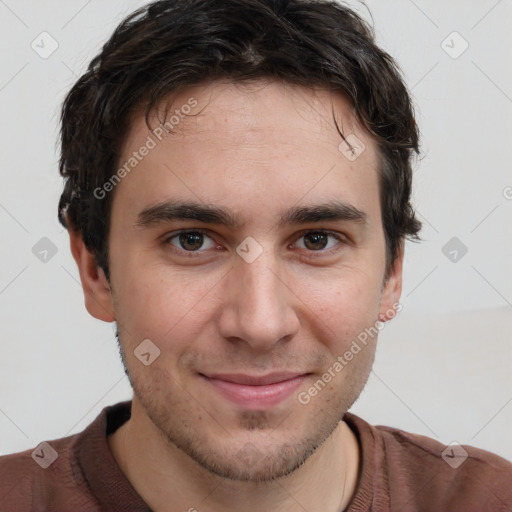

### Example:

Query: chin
xmin=180 ymin=437 xmax=320 ymax=482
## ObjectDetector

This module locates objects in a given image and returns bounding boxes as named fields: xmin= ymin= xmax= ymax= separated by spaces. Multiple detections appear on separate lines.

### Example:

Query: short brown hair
xmin=58 ymin=0 xmax=421 ymax=282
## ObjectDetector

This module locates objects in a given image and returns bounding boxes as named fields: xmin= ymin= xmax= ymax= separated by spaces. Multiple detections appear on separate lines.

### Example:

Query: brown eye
xmin=303 ymin=232 xmax=329 ymax=250
xmin=297 ymin=231 xmax=341 ymax=252
xmin=179 ymin=232 xmax=203 ymax=251
xmin=166 ymin=230 xmax=216 ymax=252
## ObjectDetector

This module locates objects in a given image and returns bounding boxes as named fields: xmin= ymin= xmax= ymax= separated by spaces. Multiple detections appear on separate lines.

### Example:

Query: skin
xmin=69 ymin=80 xmax=403 ymax=512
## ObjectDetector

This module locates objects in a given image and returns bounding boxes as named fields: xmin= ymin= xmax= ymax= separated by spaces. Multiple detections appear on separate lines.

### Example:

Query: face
xmin=88 ymin=80 xmax=402 ymax=481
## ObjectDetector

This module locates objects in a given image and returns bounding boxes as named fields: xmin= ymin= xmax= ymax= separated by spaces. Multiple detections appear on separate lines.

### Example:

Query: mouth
xmin=198 ymin=372 xmax=310 ymax=409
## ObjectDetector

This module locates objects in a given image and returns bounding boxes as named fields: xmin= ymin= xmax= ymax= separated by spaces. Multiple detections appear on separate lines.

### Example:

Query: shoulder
xmin=0 ymin=401 xmax=132 ymax=512
xmin=345 ymin=413 xmax=512 ymax=511
xmin=0 ymin=432 xmax=99 ymax=511
xmin=381 ymin=423 xmax=512 ymax=484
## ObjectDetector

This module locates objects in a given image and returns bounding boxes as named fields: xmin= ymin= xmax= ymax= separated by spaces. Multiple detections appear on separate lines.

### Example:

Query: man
xmin=1 ymin=0 xmax=511 ymax=510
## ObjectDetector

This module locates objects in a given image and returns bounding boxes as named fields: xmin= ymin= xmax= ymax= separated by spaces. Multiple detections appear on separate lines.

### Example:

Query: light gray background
xmin=1 ymin=0 xmax=511 ymax=461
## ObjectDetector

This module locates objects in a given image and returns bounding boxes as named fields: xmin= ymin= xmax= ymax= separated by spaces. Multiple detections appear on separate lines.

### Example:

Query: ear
xmin=378 ymin=241 xmax=404 ymax=322
xmin=68 ymin=224 xmax=115 ymax=323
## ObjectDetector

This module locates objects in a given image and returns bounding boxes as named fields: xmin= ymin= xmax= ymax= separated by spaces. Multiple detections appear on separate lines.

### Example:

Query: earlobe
xmin=68 ymin=226 xmax=116 ymax=323
xmin=378 ymin=242 xmax=404 ymax=322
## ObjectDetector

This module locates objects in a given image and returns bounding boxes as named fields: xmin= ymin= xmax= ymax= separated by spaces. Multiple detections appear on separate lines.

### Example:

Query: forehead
xmin=144 ymin=80 xmax=366 ymax=146
xmin=112 ymin=80 xmax=381 ymax=226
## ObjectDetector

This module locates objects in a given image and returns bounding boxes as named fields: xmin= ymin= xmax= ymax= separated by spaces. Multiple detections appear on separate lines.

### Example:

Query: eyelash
xmin=162 ymin=228 xmax=347 ymax=258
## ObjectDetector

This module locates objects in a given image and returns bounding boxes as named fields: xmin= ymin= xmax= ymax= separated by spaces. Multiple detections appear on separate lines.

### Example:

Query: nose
xmin=217 ymin=248 xmax=300 ymax=351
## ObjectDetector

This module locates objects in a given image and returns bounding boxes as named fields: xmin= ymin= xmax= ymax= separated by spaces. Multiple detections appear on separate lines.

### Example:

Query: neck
xmin=108 ymin=399 xmax=360 ymax=512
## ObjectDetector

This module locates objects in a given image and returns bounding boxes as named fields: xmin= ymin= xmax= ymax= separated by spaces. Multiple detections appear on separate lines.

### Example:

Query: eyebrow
xmin=134 ymin=199 xmax=367 ymax=230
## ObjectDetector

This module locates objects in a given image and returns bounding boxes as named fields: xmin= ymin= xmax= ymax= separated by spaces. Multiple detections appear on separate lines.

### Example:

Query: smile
xmin=199 ymin=372 xmax=310 ymax=409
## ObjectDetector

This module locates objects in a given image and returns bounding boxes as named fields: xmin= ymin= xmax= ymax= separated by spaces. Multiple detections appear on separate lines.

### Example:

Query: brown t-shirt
xmin=1 ymin=400 xmax=511 ymax=511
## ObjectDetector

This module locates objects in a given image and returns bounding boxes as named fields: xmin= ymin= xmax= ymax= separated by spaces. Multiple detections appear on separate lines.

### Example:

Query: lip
xmin=200 ymin=372 xmax=309 ymax=409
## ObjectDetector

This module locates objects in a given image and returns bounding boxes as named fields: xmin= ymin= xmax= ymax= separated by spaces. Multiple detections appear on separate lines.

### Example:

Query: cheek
xmin=296 ymin=267 xmax=383 ymax=334
xmin=112 ymin=259 xmax=220 ymax=348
